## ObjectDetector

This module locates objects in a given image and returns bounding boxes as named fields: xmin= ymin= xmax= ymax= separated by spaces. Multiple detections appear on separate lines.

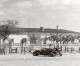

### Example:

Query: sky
xmin=0 ymin=0 xmax=80 ymax=32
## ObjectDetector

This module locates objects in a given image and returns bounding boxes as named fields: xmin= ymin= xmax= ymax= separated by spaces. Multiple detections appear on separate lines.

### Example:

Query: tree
xmin=29 ymin=33 xmax=40 ymax=44
xmin=0 ymin=19 xmax=19 ymax=52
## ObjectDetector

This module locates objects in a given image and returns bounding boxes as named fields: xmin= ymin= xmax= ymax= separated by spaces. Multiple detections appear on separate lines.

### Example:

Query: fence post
xmin=24 ymin=47 xmax=25 ymax=54
xmin=71 ymin=47 xmax=73 ymax=53
xmin=16 ymin=48 xmax=17 ymax=53
xmin=65 ymin=46 xmax=66 ymax=53
xmin=29 ymin=46 xmax=31 ymax=53
xmin=79 ymin=47 xmax=80 ymax=53
xmin=67 ymin=47 xmax=68 ymax=52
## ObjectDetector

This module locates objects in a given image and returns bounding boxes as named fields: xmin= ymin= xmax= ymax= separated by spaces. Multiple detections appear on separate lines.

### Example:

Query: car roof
xmin=42 ymin=48 xmax=53 ymax=49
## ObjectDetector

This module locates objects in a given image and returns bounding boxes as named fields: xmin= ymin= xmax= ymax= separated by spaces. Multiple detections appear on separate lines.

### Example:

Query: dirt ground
xmin=0 ymin=53 xmax=80 ymax=66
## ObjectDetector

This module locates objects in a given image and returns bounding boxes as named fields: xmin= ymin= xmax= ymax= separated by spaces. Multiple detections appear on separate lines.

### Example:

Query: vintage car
xmin=33 ymin=48 xmax=62 ymax=57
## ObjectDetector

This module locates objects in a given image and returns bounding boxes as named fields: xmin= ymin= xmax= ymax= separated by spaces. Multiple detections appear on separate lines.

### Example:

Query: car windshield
xmin=42 ymin=48 xmax=53 ymax=50
xmin=42 ymin=48 xmax=46 ymax=50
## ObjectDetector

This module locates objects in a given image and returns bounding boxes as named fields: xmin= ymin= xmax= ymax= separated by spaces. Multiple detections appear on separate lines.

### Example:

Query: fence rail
xmin=2 ymin=43 xmax=80 ymax=54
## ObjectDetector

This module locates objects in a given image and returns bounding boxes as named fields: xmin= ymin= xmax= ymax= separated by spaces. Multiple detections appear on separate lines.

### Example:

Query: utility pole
xmin=56 ymin=25 xmax=59 ymax=48
xmin=56 ymin=25 xmax=58 ymax=37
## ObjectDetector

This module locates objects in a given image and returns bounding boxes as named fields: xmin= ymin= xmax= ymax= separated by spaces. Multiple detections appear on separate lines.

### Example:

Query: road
xmin=0 ymin=53 xmax=80 ymax=66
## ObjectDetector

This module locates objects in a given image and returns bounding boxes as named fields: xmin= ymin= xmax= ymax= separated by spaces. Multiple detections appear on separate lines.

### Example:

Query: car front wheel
xmin=33 ymin=52 xmax=39 ymax=56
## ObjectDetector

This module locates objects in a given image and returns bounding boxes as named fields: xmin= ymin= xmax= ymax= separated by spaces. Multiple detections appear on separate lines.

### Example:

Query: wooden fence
xmin=3 ymin=43 xmax=80 ymax=54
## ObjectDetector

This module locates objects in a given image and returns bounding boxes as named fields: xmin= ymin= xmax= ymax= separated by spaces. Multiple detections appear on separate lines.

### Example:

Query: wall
xmin=8 ymin=34 xmax=30 ymax=43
